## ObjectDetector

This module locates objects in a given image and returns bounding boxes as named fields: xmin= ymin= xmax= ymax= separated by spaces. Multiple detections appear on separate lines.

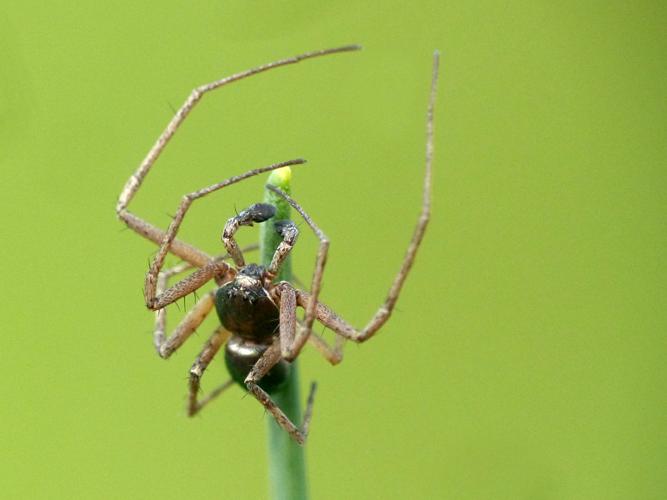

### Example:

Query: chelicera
xmin=116 ymin=45 xmax=439 ymax=445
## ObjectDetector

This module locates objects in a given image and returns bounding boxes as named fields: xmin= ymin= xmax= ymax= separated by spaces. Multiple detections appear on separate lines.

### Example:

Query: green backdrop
xmin=1 ymin=2 xmax=665 ymax=499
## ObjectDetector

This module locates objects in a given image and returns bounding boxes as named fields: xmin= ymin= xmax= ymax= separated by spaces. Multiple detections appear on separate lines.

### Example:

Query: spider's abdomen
xmin=224 ymin=336 xmax=290 ymax=392
xmin=215 ymin=277 xmax=278 ymax=341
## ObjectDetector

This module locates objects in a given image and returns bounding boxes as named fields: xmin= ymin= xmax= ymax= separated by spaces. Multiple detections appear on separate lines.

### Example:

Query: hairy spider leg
xmin=267 ymin=188 xmax=330 ymax=361
xmin=274 ymin=281 xmax=346 ymax=365
xmin=121 ymin=211 xmax=213 ymax=267
xmin=276 ymin=282 xmax=297 ymax=354
xmin=145 ymin=159 xmax=305 ymax=311
xmin=244 ymin=340 xmax=317 ymax=445
xmin=154 ymin=290 xmax=216 ymax=359
xmin=269 ymin=50 xmax=440 ymax=351
xmin=188 ymin=325 xmax=234 ymax=416
xmin=152 ymin=244 xmax=260 ymax=358
xmin=152 ymin=260 xmax=216 ymax=358
xmin=305 ymin=327 xmax=345 ymax=365
xmin=271 ymin=282 xmax=344 ymax=366
xmin=154 ymin=262 xmax=198 ymax=356
xmin=157 ymin=254 xmax=258 ymax=414
xmin=116 ymin=45 xmax=361 ymax=268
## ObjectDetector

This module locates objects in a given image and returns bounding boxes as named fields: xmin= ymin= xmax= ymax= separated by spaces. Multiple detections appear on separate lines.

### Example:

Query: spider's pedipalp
xmin=223 ymin=203 xmax=277 ymax=268
xmin=267 ymin=220 xmax=299 ymax=280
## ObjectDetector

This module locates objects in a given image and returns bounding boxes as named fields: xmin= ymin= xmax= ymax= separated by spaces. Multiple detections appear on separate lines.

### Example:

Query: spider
xmin=116 ymin=45 xmax=440 ymax=445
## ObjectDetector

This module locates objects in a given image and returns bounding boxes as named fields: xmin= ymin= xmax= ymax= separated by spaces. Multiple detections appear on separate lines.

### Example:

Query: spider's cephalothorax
xmin=216 ymin=264 xmax=277 ymax=339
xmin=115 ymin=45 xmax=439 ymax=445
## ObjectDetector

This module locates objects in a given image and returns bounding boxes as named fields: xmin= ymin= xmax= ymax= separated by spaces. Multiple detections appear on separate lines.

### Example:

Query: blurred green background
xmin=1 ymin=2 xmax=665 ymax=499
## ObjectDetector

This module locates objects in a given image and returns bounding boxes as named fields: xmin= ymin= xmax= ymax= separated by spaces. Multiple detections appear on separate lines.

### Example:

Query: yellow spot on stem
xmin=268 ymin=166 xmax=292 ymax=188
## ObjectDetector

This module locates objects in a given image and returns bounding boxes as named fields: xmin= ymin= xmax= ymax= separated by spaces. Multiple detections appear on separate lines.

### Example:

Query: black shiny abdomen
xmin=224 ymin=336 xmax=290 ymax=392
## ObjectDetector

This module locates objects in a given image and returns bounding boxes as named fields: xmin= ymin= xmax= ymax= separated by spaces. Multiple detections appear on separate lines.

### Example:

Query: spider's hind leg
xmin=244 ymin=341 xmax=317 ymax=445
xmin=306 ymin=329 xmax=345 ymax=366
xmin=274 ymin=280 xmax=344 ymax=365
xmin=188 ymin=326 xmax=233 ymax=416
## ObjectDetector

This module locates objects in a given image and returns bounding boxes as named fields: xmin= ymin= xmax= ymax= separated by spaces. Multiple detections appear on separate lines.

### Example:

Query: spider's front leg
xmin=117 ymin=45 xmax=360 ymax=267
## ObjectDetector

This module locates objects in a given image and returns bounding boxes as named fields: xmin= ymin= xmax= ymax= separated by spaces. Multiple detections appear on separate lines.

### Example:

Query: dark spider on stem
xmin=116 ymin=45 xmax=440 ymax=445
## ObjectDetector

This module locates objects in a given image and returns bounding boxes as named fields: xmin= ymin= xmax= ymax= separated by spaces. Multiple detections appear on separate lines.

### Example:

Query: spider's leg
xmin=275 ymin=280 xmax=343 ymax=364
xmin=117 ymin=191 xmax=260 ymax=270
xmin=266 ymin=187 xmax=329 ymax=361
xmin=293 ymin=289 xmax=358 ymax=340
xmin=151 ymin=244 xmax=262 ymax=355
xmin=148 ymin=260 xmax=230 ymax=311
xmin=244 ymin=341 xmax=317 ymax=445
xmin=291 ymin=285 xmax=404 ymax=345
xmin=188 ymin=325 xmax=233 ymax=416
xmin=222 ymin=203 xmax=279 ymax=268
xmin=267 ymin=220 xmax=299 ymax=280
xmin=212 ymin=242 xmax=259 ymax=263
xmin=276 ymin=282 xmax=297 ymax=357
xmin=274 ymin=51 xmax=440 ymax=345
xmin=117 ymin=45 xmax=360 ymax=214
xmin=274 ymin=280 xmax=344 ymax=364
xmin=145 ymin=159 xmax=305 ymax=310
xmin=190 ymin=378 xmax=235 ymax=416
xmin=154 ymin=262 xmax=192 ymax=356
xmin=154 ymin=266 xmax=217 ymax=357
xmin=306 ymin=328 xmax=345 ymax=366
xmin=117 ymin=45 xmax=360 ymax=267
xmin=119 ymin=211 xmax=212 ymax=268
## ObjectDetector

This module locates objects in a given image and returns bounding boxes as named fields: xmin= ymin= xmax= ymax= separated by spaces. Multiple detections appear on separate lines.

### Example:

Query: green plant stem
xmin=259 ymin=167 xmax=308 ymax=500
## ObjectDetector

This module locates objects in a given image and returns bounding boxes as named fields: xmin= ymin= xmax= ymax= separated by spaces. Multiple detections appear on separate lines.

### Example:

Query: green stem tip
xmin=259 ymin=166 xmax=309 ymax=500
